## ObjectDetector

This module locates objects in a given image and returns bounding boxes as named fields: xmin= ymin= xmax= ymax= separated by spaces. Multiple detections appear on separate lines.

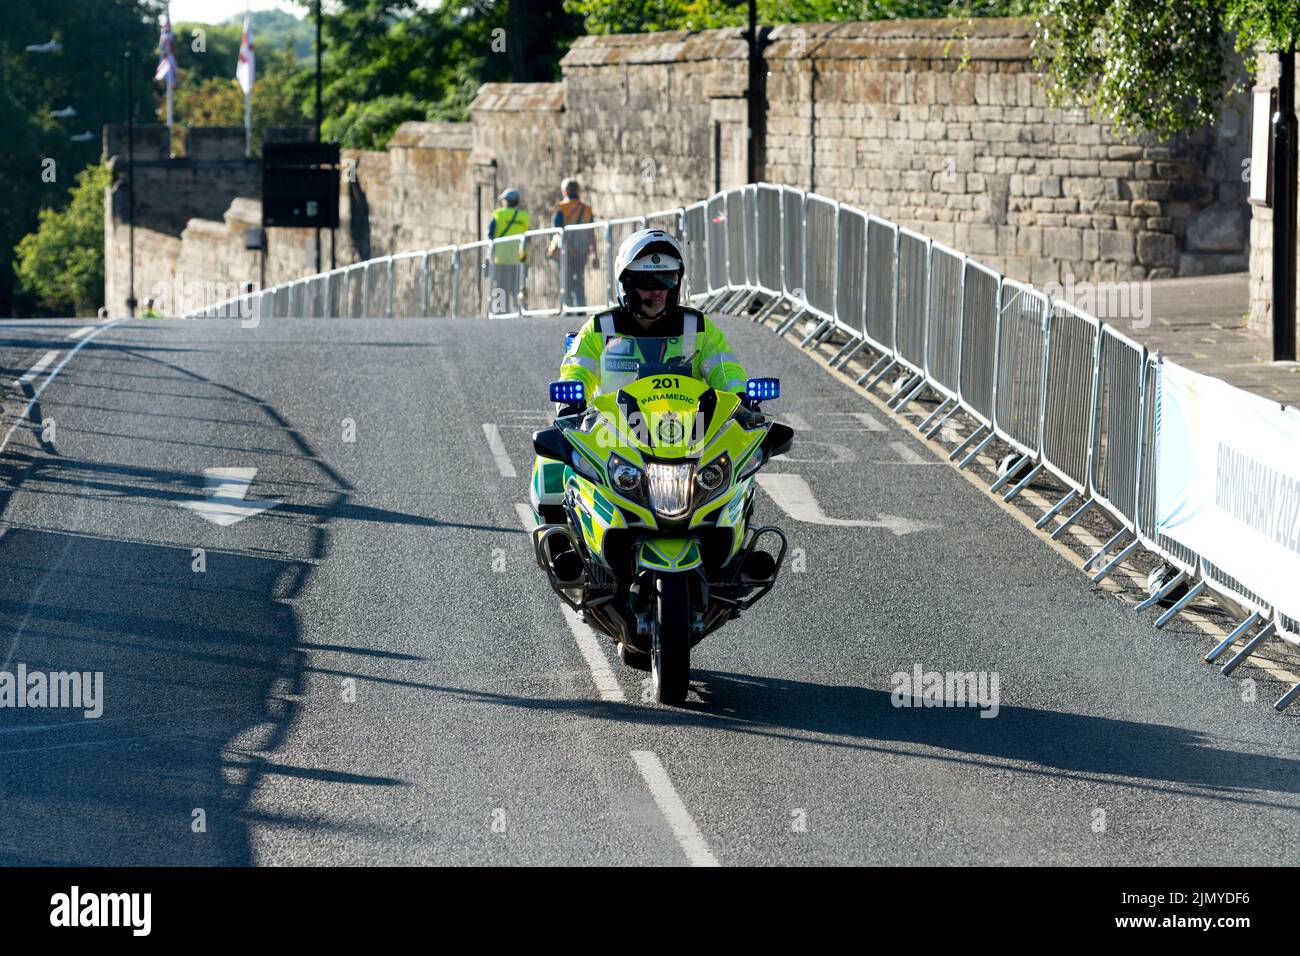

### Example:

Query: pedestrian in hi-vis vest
xmin=549 ymin=177 xmax=599 ymax=309
xmin=486 ymin=187 xmax=530 ymax=314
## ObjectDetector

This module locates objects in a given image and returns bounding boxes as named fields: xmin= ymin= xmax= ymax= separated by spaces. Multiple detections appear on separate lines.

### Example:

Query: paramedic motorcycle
xmin=530 ymin=365 xmax=793 ymax=705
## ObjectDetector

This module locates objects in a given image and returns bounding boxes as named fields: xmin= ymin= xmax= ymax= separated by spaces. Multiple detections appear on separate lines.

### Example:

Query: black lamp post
xmin=1273 ymin=46 xmax=1298 ymax=362
xmin=125 ymin=48 xmax=137 ymax=320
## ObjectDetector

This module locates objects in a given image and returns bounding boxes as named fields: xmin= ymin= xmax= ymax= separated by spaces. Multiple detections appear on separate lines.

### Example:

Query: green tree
xmin=166 ymin=46 xmax=309 ymax=152
xmin=1 ymin=0 xmax=162 ymax=316
xmin=285 ymin=0 xmax=581 ymax=147
xmin=565 ymin=0 xmax=1031 ymax=34
xmin=1033 ymin=0 xmax=1300 ymax=138
xmin=14 ymin=164 xmax=111 ymax=317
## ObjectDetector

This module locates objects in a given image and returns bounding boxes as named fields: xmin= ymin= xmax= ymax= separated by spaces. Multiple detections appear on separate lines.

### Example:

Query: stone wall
xmin=105 ymin=17 xmax=1255 ymax=315
xmin=1248 ymin=50 xmax=1300 ymax=340
xmin=763 ymin=19 xmax=1250 ymax=286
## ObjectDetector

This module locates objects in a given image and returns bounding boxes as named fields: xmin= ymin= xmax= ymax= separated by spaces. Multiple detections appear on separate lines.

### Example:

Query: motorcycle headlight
xmin=645 ymin=462 xmax=694 ymax=519
xmin=608 ymin=454 xmax=642 ymax=494
xmin=695 ymin=453 xmax=731 ymax=501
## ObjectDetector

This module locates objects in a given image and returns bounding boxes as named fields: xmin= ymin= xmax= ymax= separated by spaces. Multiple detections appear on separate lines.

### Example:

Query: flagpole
xmin=245 ymin=91 xmax=251 ymax=158
xmin=165 ymin=4 xmax=173 ymax=150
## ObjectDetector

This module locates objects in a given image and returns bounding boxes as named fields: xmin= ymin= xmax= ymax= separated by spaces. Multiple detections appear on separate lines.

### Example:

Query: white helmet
xmin=615 ymin=228 xmax=684 ymax=313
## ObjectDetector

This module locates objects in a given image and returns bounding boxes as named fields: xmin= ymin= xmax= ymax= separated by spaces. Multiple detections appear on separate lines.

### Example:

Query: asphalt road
xmin=0 ymin=312 xmax=1297 ymax=865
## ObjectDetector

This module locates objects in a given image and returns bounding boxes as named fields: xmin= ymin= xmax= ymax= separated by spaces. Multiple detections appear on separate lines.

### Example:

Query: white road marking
xmin=482 ymin=423 xmax=518 ymax=478
xmin=177 ymin=467 xmax=281 ymax=527
xmin=67 ymin=326 xmax=94 ymax=339
xmin=822 ymin=410 xmax=888 ymax=432
xmin=631 ymin=751 xmax=720 ymax=867
xmin=756 ymin=473 xmax=937 ymax=535
xmin=888 ymin=440 xmax=931 ymax=465
xmin=515 ymin=503 xmax=626 ymax=702
xmin=0 ymin=321 xmax=126 ymax=460
xmin=783 ymin=411 xmax=811 ymax=431
xmin=15 ymin=350 xmax=59 ymax=387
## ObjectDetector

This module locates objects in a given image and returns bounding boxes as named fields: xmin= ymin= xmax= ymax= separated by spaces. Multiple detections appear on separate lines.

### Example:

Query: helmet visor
xmin=625 ymin=271 xmax=680 ymax=291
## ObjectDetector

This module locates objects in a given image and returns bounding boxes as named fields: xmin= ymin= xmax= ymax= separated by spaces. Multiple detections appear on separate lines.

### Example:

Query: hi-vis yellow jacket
xmin=559 ymin=307 xmax=748 ymax=397
xmin=489 ymin=206 xmax=530 ymax=264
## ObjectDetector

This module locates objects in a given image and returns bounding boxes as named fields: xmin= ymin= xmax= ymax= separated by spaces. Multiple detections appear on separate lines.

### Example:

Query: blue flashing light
xmin=564 ymin=332 xmax=578 ymax=353
xmin=746 ymin=377 xmax=781 ymax=401
xmin=550 ymin=380 xmax=585 ymax=404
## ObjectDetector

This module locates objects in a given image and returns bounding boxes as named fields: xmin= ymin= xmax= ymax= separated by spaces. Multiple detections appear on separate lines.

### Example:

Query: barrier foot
xmin=916 ymin=396 xmax=954 ymax=432
xmin=831 ymin=336 xmax=869 ymax=368
xmin=1136 ymin=568 xmax=1189 ymax=613
xmin=810 ymin=320 xmax=839 ymax=347
xmin=924 ymin=402 xmax=962 ymax=440
xmin=947 ymin=423 xmax=989 ymax=461
xmin=957 ymin=431 xmax=996 ymax=470
xmin=1084 ymin=528 xmax=1129 ymax=572
xmin=800 ymin=318 xmax=831 ymax=348
xmin=753 ymin=296 xmax=784 ymax=325
xmin=1220 ymin=621 xmax=1276 ymax=674
xmin=1203 ymin=610 xmax=1259 ymax=662
xmin=1050 ymin=496 xmax=1095 ymax=540
xmin=865 ymin=357 xmax=900 ymax=391
xmin=1002 ymin=461 xmax=1044 ymax=502
xmin=887 ymin=373 xmax=921 ymax=408
xmin=734 ymin=290 xmax=760 ymax=315
xmin=717 ymin=289 xmax=742 ymax=311
xmin=1035 ymin=488 xmax=1078 ymax=529
xmin=1091 ymin=538 xmax=1139 ymax=584
xmin=989 ymin=453 xmax=1030 ymax=494
xmin=892 ymin=376 xmax=928 ymax=414
xmin=1274 ymin=680 xmax=1300 ymax=712
xmin=855 ymin=353 xmax=890 ymax=386
xmin=1154 ymin=578 xmax=1207 ymax=629
xmin=775 ymin=308 xmax=806 ymax=336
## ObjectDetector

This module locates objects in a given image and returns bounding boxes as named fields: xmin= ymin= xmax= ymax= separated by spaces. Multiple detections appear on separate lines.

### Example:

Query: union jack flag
xmin=154 ymin=13 xmax=179 ymax=89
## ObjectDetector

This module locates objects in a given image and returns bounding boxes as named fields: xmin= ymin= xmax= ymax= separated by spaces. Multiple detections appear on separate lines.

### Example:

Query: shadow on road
xmin=0 ymin=340 xmax=416 ymax=865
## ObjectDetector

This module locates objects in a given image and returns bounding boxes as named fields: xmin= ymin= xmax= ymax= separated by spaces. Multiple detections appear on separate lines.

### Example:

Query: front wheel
xmin=652 ymin=574 xmax=691 ymax=705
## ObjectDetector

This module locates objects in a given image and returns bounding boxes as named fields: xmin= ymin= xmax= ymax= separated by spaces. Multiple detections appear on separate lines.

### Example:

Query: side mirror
xmin=761 ymin=422 xmax=794 ymax=460
xmin=533 ymin=427 xmax=571 ymax=463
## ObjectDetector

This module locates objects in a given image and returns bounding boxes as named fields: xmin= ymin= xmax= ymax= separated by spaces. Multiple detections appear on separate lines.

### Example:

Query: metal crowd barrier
xmin=186 ymin=181 xmax=1299 ymax=709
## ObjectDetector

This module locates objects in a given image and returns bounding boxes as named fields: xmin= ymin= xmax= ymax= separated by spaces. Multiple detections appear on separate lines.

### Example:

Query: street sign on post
xmin=262 ymin=142 xmax=339 ymax=229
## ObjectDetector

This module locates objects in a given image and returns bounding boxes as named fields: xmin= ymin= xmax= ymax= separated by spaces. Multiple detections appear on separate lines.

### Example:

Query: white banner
xmin=1157 ymin=360 xmax=1300 ymax=619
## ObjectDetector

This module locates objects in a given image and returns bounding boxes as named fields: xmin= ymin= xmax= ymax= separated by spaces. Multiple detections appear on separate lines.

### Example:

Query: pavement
xmin=1067 ymin=273 xmax=1300 ymax=405
xmin=0 ymin=312 xmax=1297 ymax=866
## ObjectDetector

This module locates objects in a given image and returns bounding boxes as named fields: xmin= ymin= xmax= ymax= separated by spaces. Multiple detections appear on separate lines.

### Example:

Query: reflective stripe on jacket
xmin=559 ymin=307 xmax=747 ymax=397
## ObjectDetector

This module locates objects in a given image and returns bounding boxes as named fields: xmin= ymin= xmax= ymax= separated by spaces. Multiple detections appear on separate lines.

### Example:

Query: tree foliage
xmin=284 ymin=0 xmax=581 ymax=147
xmin=1033 ymin=0 xmax=1300 ymax=139
xmin=564 ymin=0 xmax=1031 ymax=35
xmin=1 ymin=0 xmax=162 ymax=316
xmin=14 ymin=164 xmax=110 ymax=316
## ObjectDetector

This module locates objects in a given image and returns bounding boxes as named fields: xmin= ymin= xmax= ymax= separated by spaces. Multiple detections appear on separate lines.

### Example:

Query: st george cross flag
xmin=154 ymin=13 xmax=179 ymax=88
xmin=236 ymin=14 xmax=255 ymax=96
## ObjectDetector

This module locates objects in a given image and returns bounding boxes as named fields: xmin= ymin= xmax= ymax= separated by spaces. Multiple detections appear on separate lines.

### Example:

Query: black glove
xmin=556 ymin=401 xmax=587 ymax=419
xmin=737 ymin=394 xmax=763 ymax=413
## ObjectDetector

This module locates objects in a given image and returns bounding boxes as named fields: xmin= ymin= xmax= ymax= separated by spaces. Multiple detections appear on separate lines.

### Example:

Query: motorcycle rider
xmin=532 ymin=228 xmax=755 ymax=524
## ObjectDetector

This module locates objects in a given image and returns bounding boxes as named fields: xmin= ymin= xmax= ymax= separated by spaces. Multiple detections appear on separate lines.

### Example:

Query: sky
xmin=167 ymin=1 xmax=304 ymax=24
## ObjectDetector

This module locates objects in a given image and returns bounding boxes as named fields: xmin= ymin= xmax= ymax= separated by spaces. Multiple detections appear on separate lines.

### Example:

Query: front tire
xmin=652 ymin=574 xmax=691 ymax=705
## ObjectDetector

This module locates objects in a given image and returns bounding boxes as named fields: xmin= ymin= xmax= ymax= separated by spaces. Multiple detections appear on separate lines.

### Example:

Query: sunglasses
xmin=626 ymin=271 xmax=680 ymax=291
